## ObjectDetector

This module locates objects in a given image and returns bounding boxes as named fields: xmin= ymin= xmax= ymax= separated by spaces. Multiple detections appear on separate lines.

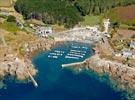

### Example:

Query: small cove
xmin=0 ymin=42 xmax=126 ymax=100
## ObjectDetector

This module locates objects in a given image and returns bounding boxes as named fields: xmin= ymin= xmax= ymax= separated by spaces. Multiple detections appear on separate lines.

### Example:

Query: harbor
xmin=0 ymin=42 xmax=126 ymax=100
xmin=47 ymin=43 xmax=89 ymax=60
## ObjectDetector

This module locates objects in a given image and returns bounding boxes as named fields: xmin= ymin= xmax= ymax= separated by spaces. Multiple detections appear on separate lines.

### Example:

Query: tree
xmin=7 ymin=15 xmax=16 ymax=22
xmin=15 ymin=0 xmax=83 ymax=28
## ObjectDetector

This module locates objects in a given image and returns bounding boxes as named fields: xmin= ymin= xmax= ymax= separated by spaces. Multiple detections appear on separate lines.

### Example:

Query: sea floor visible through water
xmin=0 ymin=42 xmax=127 ymax=100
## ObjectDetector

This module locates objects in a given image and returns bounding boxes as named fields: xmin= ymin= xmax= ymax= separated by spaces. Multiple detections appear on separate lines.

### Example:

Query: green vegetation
xmin=7 ymin=15 xmax=16 ymax=22
xmin=80 ymin=15 xmax=103 ymax=26
xmin=0 ymin=21 xmax=19 ymax=32
xmin=74 ymin=0 xmax=135 ymax=15
xmin=15 ymin=0 xmax=83 ymax=28
xmin=120 ymin=24 xmax=135 ymax=30
xmin=15 ymin=0 xmax=135 ymax=28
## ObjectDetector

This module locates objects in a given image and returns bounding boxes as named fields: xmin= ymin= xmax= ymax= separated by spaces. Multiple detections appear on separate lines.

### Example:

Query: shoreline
xmin=0 ymin=37 xmax=58 ymax=88
xmin=0 ymin=36 xmax=135 ymax=99
xmin=63 ymin=44 xmax=135 ymax=99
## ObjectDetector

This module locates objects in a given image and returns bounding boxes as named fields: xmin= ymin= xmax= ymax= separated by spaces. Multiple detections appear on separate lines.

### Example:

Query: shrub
xmin=7 ymin=15 xmax=16 ymax=22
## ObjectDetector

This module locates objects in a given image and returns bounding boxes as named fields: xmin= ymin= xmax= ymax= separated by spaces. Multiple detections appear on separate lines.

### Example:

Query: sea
xmin=0 ymin=42 xmax=127 ymax=100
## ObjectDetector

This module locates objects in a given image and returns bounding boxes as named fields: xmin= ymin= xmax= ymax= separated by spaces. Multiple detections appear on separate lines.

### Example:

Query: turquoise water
xmin=0 ymin=42 xmax=126 ymax=100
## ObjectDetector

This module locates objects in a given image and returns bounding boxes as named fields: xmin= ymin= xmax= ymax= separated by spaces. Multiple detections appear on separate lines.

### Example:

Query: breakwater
xmin=64 ymin=54 xmax=135 ymax=99
xmin=0 ymin=41 xmax=126 ymax=100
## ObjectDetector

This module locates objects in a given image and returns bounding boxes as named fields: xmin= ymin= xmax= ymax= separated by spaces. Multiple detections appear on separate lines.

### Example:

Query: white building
xmin=103 ymin=18 xmax=110 ymax=33
xmin=115 ymin=52 xmax=122 ymax=57
xmin=121 ymin=49 xmax=135 ymax=59
xmin=36 ymin=26 xmax=53 ymax=37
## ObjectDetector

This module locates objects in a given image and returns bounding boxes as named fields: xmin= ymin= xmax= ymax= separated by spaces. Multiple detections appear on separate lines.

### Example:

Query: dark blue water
xmin=0 ymin=42 xmax=126 ymax=100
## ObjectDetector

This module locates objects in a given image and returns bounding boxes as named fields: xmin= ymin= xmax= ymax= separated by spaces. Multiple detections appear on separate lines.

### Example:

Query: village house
xmin=36 ymin=26 xmax=52 ymax=37
xmin=121 ymin=49 xmax=135 ymax=59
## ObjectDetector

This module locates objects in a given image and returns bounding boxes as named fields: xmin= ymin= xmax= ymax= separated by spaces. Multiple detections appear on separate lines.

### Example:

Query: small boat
xmin=67 ymin=54 xmax=83 ymax=58
xmin=71 ymin=46 xmax=81 ymax=49
xmin=48 ymin=55 xmax=58 ymax=59
xmin=50 ymin=53 xmax=57 ymax=55
xmin=82 ymin=46 xmax=88 ymax=49
xmin=65 ymin=56 xmax=79 ymax=59
xmin=70 ymin=50 xmax=86 ymax=53
xmin=54 ymin=50 xmax=64 ymax=53
xmin=69 ymin=51 xmax=85 ymax=56
xmin=50 ymin=53 xmax=63 ymax=56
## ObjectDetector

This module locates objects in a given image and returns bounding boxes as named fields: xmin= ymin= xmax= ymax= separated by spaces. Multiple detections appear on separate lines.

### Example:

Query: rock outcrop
xmin=24 ymin=38 xmax=55 ymax=58
xmin=84 ymin=54 xmax=135 ymax=90
xmin=0 ymin=54 xmax=37 ymax=81
xmin=0 ymin=38 xmax=55 ymax=84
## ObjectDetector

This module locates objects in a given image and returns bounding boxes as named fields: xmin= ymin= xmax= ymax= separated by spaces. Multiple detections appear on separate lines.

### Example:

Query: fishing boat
xmin=82 ymin=46 xmax=88 ymax=49
xmin=50 ymin=52 xmax=63 ymax=56
xmin=48 ymin=55 xmax=58 ymax=59
xmin=65 ymin=56 xmax=79 ymax=59
xmin=54 ymin=50 xmax=64 ymax=53
xmin=71 ymin=46 xmax=81 ymax=49
xmin=70 ymin=50 xmax=86 ymax=53
xmin=67 ymin=53 xmax=83 ymax=58
xmin=69 ymin=51 xmax=85 ymax=56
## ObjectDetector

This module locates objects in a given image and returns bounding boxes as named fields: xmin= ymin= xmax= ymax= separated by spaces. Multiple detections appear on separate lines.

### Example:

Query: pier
xmin=62 ymin=60 xmax=86 ymax=68
xmin=27 ymin=71 xmax=38 ymax=87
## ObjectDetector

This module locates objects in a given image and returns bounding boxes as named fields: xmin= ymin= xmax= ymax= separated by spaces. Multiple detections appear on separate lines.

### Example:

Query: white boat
xmin=71 ymin=46 xmax=81 ymax=49
xmin=54 ymin=50 xmax=64 ymax=53
xmin=50 ymin=52 xmax=63 ymax=56
xmin=67 ymin=53 xmax=83 ymax=58
xmin=50 ymin=53 xmax=57 ymax=55
xmin=48 ymin=55 xmax=58 ymax=58
xmin=70 ymin=50 xmax=86 ymax=53
xmin=65 ymin=56 xmax=79 ymax=59
xmin=69 ymin=51 xmax=85 ymax=56
xmin=82 ymin=46 xmax=88 ymax=49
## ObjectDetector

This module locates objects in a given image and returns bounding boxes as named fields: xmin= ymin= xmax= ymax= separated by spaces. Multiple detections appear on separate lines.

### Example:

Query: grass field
xmin=0 ymin=0 xmax=12 ymax=7
xmin=80 ymin=15 xmax=103 ymax=26
xmin=120 ymin=24 xmax=135 ymax=30
xmin=0 ymin=21 xmax=19 ymax=32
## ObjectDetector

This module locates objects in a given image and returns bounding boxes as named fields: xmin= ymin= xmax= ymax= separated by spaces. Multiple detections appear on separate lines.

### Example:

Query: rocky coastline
xmin=1 ymin=34 xmax=135 ymax=99
xmin=0 ymin=38 xmax=57 ymax=88
xmin=67 ymin=46 xmax=135 ymax=99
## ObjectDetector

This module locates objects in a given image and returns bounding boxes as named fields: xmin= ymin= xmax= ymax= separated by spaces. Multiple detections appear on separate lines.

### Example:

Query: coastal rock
xmin=0 ymin=55 xmax=37 ymax=81
xmin=73 ymin=54 xmax=135 ymax=93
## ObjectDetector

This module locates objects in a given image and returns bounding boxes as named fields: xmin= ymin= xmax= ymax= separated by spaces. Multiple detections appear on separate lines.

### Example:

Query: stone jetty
xmin=63 ymin=54 xmax=135 ymax=98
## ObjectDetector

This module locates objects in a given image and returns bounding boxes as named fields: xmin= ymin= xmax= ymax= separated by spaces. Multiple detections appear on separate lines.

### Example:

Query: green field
xmin=80 ymin=15 xmax=103 ymax=26
xmin=0 ymin=21 xmax=19 ymax=32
